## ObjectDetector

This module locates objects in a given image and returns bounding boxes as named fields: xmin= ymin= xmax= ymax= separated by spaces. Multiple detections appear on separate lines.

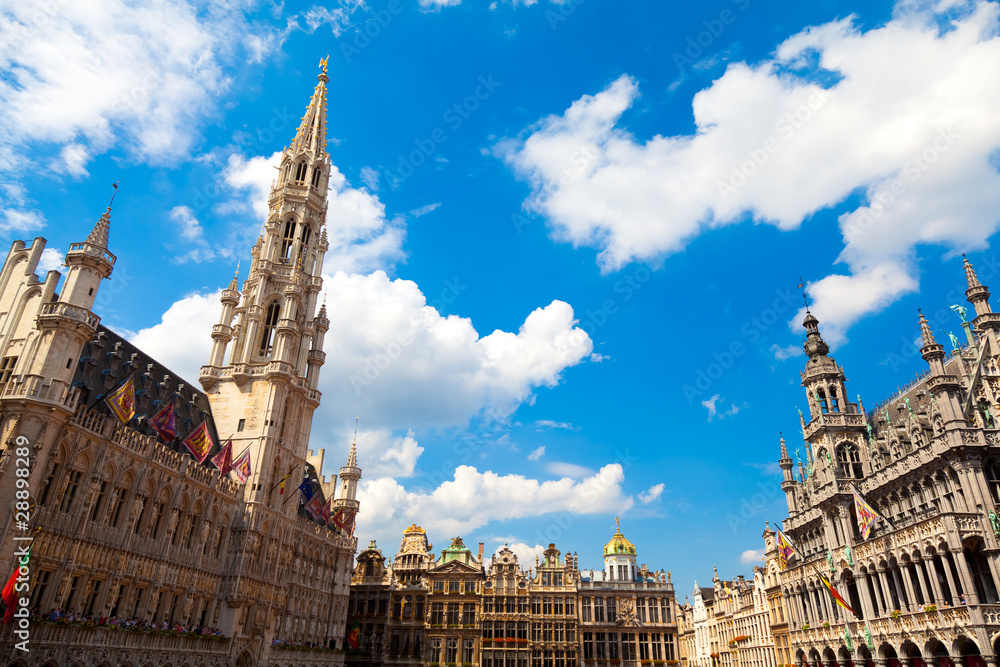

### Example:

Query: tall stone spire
xmin=964 ymin=256 xmax=982 ymax=288
xmin=199 ymin=60 xmax=334 ymax=509
xmin=291 ymin=57 xmax=330 ymax=159
xmin=964 ymin=255 xmax=993 ymax=319
xmin=920 ymin=310 xmax=946 ymax=376
xmin=86 ymin=208 xmax=111 ymax=249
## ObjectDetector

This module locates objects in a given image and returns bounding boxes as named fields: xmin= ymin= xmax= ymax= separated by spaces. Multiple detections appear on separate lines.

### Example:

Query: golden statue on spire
xmin=320 ymin=55 xmax=329 ymax=75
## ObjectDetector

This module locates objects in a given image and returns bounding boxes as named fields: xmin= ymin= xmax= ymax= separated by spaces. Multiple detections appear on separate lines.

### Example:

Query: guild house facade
xmin=0 ymin=61 xmax=361 ymax=667
xmin=346 ymin=521 xmax=678 ymax=667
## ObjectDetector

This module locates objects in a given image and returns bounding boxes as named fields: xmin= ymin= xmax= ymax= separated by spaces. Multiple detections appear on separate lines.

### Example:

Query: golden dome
xmin=604 ymin=517 xmax=637 ymax=556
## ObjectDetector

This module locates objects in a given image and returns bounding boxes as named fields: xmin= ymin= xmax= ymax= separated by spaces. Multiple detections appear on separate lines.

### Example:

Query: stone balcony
xmin=0 ymin=622 xmax=230 ymax=665
xmin=0 ymin=374 xmax=78 ymax=412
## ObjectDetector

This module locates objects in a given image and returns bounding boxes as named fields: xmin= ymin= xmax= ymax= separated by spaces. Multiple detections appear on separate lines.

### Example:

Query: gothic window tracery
xmin=295 ymin=161 xmax=307 ymax=183
xmin=259 ymin=301 xmax=280 ymax=356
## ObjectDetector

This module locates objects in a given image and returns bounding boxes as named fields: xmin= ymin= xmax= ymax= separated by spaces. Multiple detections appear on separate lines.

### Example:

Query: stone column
xmin=868 ymin=573 xmax=885 ymax=616
xmin=950 ymin=549 xmax=980 ymax=605
xmin=895 ymin=564 xmax=916 ymax=610
xmin=941 ymin=553 xmax=961 ymax=605
xmin=877 ymin=569 xmax=895 ymax=613
xmin=857 ymin=572 xmax=877 ymax=619
xmin=925 ymin=557 xmax=946 ymax=605
xmin=913 ymin=558 xmax=936 ymax=604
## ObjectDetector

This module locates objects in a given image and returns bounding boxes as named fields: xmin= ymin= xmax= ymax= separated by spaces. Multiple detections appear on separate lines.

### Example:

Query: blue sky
xmin=3 ymin=0 xmax=1000 ymax=594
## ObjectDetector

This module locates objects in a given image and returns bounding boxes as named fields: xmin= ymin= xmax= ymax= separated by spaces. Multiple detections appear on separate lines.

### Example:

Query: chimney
xmin=478 ymin=542 xmax=485 ymax=563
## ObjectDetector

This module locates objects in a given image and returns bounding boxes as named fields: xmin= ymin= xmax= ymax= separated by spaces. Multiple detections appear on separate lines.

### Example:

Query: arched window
xmin=816 ymin=389 xmax=829 ymax=414
xmin=280 ymin=220 xmax=296 ymax=261
xmin=259 ymin=301 xmax=280 ymax=356
xmin=829 ymin=386 xmax=841 ymax=412
xmin=836 ymin=443 xmax=863 ymax=478
xmin=298 ymin=224 xmax=312 ymax=267
xmin=311 ymin=166 xmax=322 ymax=187
xmin=283 ymin=162 xmax=291 ymax=183
xmin=294 ymin=162 xmax=307 ymax=183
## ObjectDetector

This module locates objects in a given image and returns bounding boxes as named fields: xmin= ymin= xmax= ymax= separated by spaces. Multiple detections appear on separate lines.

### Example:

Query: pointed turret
xmin=779 ymin=435 xmax=798 ymax=514
xmin=918 ymin=310 xmax=948 ymax=377
xmin=800 ymin=312 xmax=852 ymax=419
xmin=339 ymin=426 xmax=362 ymax=505
xmin=60 ymin=206 xmax=116 ymax=311
xmin=86 ymin=207 xmax=111 ymax=248
xmin=964 ymin=255 xmax=992 ymax=319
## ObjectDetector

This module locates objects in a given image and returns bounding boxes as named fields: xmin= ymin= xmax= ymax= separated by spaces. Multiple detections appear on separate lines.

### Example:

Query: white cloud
xmin=498 ymin=1 xmax=1000 ymax=342
xmin=51 ymin=143 xmax=90 ymax=178
xmin=527 ymin=446 xmax=546 ymax=461
xmin=702 ymin=394 xmax=742 ymax=422
xmin=534 ymin=419 xmax=576 ymax=431
xmin=360 ymin=166 xmax=381 ymax=191
xmin=126 ymin=270 xmax=592 ymax=436
xmin=545 ymin=461 xmax=594 ymax=478
xmin=492 ymin=540 xmax=547 ymax=567
xmin=129 ymin=289 xmax=221 ymax=386
xmin=740 ymin=548 xmax=765 ymax=564
xmin=769 ymin=343 xmax=803 ymax=361
xmin=169 ymin=205 xmax=223 ymax=264
xmin=358 ymin=428 xmax=425 ymax=478
xmin=1 ymin=208 xmax=45 ymax=236
xmin=357 ymin=463 xmax=634 ymax=547
xmin=36 ymin=247 xmax=63 ymax=275
xmin=637 ymin=483 xmax=665 ymax=504
xmin=410 ymin=203 xmax=442 ymax=218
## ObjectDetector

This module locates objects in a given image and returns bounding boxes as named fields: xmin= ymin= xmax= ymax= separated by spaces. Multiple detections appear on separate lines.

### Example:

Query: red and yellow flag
xmin=148 ymin=400 xmax=176 ymax=442
xmin=182 ymin=420 xmax=214 ymax=463
xmin=852 ymin=485 xmax=881 ymax=540
xmin=104 ymin=373 xmax=136 ymax=425
xmin=232 ymin=448 xmax=252 ymax=484
xmin=211 ymin=439 xmax=233 ymax=476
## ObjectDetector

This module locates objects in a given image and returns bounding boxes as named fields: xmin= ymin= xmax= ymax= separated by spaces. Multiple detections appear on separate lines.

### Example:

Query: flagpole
xmin=270 ymin=462 xmax=301 ymax=494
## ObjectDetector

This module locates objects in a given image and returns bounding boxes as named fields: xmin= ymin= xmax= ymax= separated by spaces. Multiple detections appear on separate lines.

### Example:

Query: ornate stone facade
xmin=773 ymin=258 xmax=1000 ymax=667
xmin=346 ymin=523 xmax=675 ymax=667
xmin=0 ymin=61 xmax=360 ymax=667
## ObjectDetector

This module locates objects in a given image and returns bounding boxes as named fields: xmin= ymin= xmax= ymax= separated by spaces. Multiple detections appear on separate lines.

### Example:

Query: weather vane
xmin=108 ymin=181 xmax=120 ymax=211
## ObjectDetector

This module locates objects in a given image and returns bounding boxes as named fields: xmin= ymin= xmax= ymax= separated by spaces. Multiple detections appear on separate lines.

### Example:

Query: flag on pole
xmin=334 ymin=508 xmax=356 ymax=534
xmin=304 ymin=493 xmax=325 ymax=520
xmin=775 ymin=527 xmax=798 ymax=569
xmin=231 ymin=448 xmax=252 ymax=484
xmin=852 ymin=485 xmax=881 ymax=540
xmin=147 ymin=400 xmax=176 ymax=442
xmin=211 ymin=439 xmax=233 ymax=476
xmin=182 ymin=420 xmax=214 ymax=463
xmin=819 ymin=571 xmax=857 ymax=617
xmin=347 ymin=620 xmax=361 ymax=649
xmin=2 ymin=546 xmax=31 ymax=623
xmin=104 ymin=373 xmax=136 ymax=425
xmin=298 ymin=479 xmax=314 ymax=501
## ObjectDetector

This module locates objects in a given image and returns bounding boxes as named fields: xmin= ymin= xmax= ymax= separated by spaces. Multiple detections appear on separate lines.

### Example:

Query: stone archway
xmin=953 ymin=636 xmax=984 ymax=667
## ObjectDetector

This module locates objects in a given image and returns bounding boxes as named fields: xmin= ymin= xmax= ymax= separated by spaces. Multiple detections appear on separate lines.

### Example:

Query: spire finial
xmin=964 ymin=254 xmax=982 ymax=288
xmin=797 ymin=276 xmax=810 ymax=312
xmin=347 ymin=416 xmax=358 ymax=467
xmin=320 ymin=55 xmax=329 ymax=76
xmin=108 ymin=181 xmax=120 ymax=212
xmin=229 ymin=260 xmax=240 ymax=290
xmin=918 ymin=308 xmax=937 ymax=347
